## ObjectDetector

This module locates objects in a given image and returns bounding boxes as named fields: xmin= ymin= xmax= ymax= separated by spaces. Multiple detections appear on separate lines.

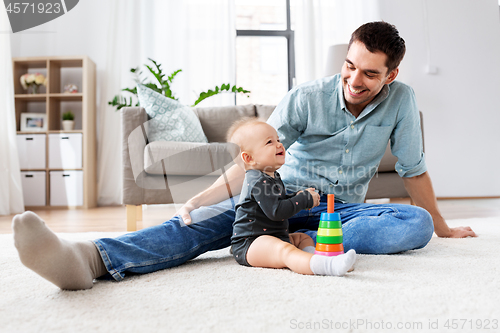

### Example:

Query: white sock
xmin=309 ymin=249 xmax=356 ymax=276
xmin=12 ymin=211 xmax=107 ymax=290
xmin=302 ymin=246 xmax=316 ymax=254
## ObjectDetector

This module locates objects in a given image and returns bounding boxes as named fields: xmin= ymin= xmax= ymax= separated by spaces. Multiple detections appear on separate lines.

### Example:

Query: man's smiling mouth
xmin=348 ymin=83 xmax=366 ymax=95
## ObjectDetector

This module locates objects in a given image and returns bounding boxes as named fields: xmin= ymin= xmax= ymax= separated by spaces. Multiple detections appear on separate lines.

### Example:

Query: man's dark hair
xmin=348 ymin=21 xmax=406 ymax=74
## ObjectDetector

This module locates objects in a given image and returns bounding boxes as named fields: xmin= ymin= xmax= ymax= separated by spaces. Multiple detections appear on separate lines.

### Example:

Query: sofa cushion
xmin=256 ymin=105 xmax=276 ymax=120
xmin=144 ymin=141 xmax=240 ymax=176
xmin=193 ymin=104 xmax=256 ymax=142
xmin=137 ymin=84 xmax=208 ymax=143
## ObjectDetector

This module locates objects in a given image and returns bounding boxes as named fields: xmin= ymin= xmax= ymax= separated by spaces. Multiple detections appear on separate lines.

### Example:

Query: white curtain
xmin=97 ymin=0 xmax=235 ymax=205
xmin=0 ymin=6 xmax=24 ymax=215
xmin=96 ymin=0 xmax=140 ymax=206
xmin=152 ymin=0 xmax=236 ymax=107
xmin=294 ymin=0 xmax=381 ymax=84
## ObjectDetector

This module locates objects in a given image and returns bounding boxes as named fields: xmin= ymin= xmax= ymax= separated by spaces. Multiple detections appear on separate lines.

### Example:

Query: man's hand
xmin=438 ymin=225 xmax=477 ymax=238
xmin=431 ymin=215 xmax=477 ymax=238
xmin=176 ymin=201 xmax=197 ymax=225
xmin=403 ymin=172 xmax=477 ymax=239
xmin=173 ymin=164 xmax=246 ymax=226
xmin=305 ymin=188 xmax=320 ymax=208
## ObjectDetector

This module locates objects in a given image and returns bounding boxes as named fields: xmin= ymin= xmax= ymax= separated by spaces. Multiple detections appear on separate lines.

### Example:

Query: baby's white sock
xmin=302 ymin=246 xmax=316 ymax=254
xmin=12 ymin=211 xmax=107 ymax=290
xmin=309 ymin=249 xmax=356 ymax=276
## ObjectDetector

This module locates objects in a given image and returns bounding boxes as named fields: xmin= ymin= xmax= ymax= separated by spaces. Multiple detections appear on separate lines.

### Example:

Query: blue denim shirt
xmin=267 ymin=74 xmax=426 ymax=203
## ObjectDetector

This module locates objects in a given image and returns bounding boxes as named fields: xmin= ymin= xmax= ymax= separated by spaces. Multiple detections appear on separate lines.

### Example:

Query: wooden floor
xmin=1 ymin=199 xmax=499 ymax=234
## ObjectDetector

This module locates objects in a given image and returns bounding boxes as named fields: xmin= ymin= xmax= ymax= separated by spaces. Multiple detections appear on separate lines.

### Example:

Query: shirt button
xmin=345 ymin=149 xmax=349 ymax=153
xmin=351 ymin=125 xmax=355 ymax=129
xmin=350 ymin=121 xmax=354 ymax=124
xmin=339 ymin=170 xmax=343 ymax=174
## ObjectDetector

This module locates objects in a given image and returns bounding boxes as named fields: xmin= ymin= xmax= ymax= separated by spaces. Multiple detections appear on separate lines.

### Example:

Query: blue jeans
xmin=93 ymin=195 xmax=433 ymax=281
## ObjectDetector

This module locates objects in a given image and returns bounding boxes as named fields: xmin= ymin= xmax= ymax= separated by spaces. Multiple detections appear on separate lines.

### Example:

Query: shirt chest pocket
xmin=353 ymin=125 xmax=393 ymax=165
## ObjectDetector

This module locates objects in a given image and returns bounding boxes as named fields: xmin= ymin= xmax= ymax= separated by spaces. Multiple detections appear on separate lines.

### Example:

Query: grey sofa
xmin=122 ymin=105 xmax=423 ymax=231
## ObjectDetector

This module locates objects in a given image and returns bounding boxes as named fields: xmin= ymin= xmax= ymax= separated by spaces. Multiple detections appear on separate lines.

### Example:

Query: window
xmin=235 ymin=0 xmax=295 ymax=106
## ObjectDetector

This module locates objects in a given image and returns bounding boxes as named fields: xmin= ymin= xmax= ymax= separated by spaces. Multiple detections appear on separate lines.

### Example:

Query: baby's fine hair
xmin=226 ymin=117 xmax=267 ymax=151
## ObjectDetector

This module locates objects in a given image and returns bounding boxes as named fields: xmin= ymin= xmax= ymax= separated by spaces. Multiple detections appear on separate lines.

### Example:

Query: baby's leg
xmin=246 ymin=235 xmax=356 ymax=276
xmin=246 ymin=235 xmax=314 ymax=274
xmin=290 ymin=233 xmax=355 ymax=272
xmin=289 ymin=232 xmax=314 ymax=249
xmin=12 ymin=211 xmax=107 ymax=290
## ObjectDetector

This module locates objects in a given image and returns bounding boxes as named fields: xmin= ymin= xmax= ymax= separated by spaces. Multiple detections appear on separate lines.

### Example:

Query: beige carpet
xmin=1 ymin=218 xmax=499 ymax=333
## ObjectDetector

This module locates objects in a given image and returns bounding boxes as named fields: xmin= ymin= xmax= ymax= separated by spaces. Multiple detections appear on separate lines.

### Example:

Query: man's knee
xmin=411 ymin=206 xmax=434 ymax=248
xmin=189 ymin=197 xmax=237 ymax=224
xmin=417 ymin=207 xmax=434 ymax=235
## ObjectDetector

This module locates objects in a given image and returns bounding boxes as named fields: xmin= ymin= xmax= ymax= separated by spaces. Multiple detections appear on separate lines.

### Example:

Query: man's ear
xmin=241 ymin=151 xmax=254 ymax=165
xmin=385 ymin=68 xmax=399 ymax=84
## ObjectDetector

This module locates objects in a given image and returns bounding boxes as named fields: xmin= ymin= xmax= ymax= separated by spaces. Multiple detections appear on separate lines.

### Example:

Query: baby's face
xmin=244 ymin=123 xmax=285 ymax=175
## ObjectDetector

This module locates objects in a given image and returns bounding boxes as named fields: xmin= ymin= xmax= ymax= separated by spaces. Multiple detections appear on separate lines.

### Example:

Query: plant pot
xmin=62 ymin=120 xmax=74 ymax=131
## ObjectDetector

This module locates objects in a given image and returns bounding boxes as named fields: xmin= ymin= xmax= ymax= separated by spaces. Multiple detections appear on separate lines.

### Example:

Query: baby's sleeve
xmin=252 ymin=181 xmax=313 ymax=221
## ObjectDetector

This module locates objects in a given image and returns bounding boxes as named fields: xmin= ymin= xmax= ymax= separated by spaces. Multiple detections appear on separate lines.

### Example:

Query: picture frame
xmin=20 ymin=113 xmax=47 ymax=131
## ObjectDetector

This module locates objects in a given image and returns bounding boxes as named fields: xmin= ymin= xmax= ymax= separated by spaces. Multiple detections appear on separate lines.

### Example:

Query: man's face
xmin=340 ymin=41 xmax=399 ymax=116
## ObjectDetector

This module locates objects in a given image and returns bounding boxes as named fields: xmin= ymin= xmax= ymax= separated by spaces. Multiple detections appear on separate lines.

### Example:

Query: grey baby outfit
xmin=231 ymin=169 xmax=314 ymax=266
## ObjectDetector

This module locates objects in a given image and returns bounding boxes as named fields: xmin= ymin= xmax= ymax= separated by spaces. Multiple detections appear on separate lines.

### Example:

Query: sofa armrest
xmin=122 ymin=107 xmax=148 ymax=204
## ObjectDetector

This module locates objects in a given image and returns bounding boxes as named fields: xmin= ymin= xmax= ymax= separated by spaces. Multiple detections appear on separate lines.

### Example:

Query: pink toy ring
xmin=314 ymin=250 xmax=344 ymax=256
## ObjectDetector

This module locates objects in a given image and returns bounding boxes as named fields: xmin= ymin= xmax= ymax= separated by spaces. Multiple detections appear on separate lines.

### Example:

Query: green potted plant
xmin=62 ymin=111 xmax=75 ymax=131
xmin=108 ymin=58 xmax=250 ymax=110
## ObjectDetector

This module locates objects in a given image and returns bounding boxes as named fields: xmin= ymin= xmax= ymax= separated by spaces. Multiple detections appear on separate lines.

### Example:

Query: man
xmin=12 ymin=21 xmax=475 ymax=290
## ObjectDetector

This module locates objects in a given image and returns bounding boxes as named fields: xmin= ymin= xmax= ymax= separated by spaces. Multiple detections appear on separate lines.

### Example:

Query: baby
xmin=227 ymin=118 xmax=356 ymax=276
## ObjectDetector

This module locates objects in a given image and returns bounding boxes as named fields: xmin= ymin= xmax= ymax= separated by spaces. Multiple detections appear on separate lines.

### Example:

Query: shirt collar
xmin=336 ymin=75 xmax=391 ymax=119
xmin=337 ymin=77 xmax=347 ymax=111
xmin=248 ymin=169 xmax=281 ymax=180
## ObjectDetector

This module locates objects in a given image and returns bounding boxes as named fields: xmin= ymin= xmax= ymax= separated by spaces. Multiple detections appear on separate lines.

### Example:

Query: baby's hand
xmin=305 ymin=188 xmax=320 ymax=208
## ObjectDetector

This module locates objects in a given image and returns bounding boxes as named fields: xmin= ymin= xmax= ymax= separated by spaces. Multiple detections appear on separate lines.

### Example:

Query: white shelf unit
xmin=13 ymin=56 xmax=96 ymax=209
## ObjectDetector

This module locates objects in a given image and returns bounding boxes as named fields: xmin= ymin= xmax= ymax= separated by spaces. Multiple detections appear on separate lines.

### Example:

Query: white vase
xmin=62 ymin=120 xmax=74 ymax=131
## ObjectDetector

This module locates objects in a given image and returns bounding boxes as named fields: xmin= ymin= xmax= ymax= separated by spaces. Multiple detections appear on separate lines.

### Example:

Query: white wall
xmin=378 ymin=0 xmax=500 ymax=197
xmin=10 ymin=0 xmax=110 ymax=91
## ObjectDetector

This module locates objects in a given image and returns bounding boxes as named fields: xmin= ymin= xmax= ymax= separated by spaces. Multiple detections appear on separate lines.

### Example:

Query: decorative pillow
xmin=137 ymin=84 xmax=208 ymax=143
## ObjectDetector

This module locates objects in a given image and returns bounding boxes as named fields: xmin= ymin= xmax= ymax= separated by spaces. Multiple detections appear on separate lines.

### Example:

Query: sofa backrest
xmin=255 ymin=105 xmax=276 ymax=120
xmin=193 ymin=104 xmax=276 ymax=142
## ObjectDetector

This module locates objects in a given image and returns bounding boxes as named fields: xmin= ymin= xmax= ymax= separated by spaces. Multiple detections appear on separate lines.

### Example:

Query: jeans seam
xmin=113 ymin=231 xmax=232 ymax=272
xmin=92 ymin=240 xmax=125 ymax=281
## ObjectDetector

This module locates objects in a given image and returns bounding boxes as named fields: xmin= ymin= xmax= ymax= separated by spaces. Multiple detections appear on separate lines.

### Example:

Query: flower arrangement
xmin=20 ymin=73 xmax=47 ymax=94
xmin=64 ymin=84 xmax=78 ymax=93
